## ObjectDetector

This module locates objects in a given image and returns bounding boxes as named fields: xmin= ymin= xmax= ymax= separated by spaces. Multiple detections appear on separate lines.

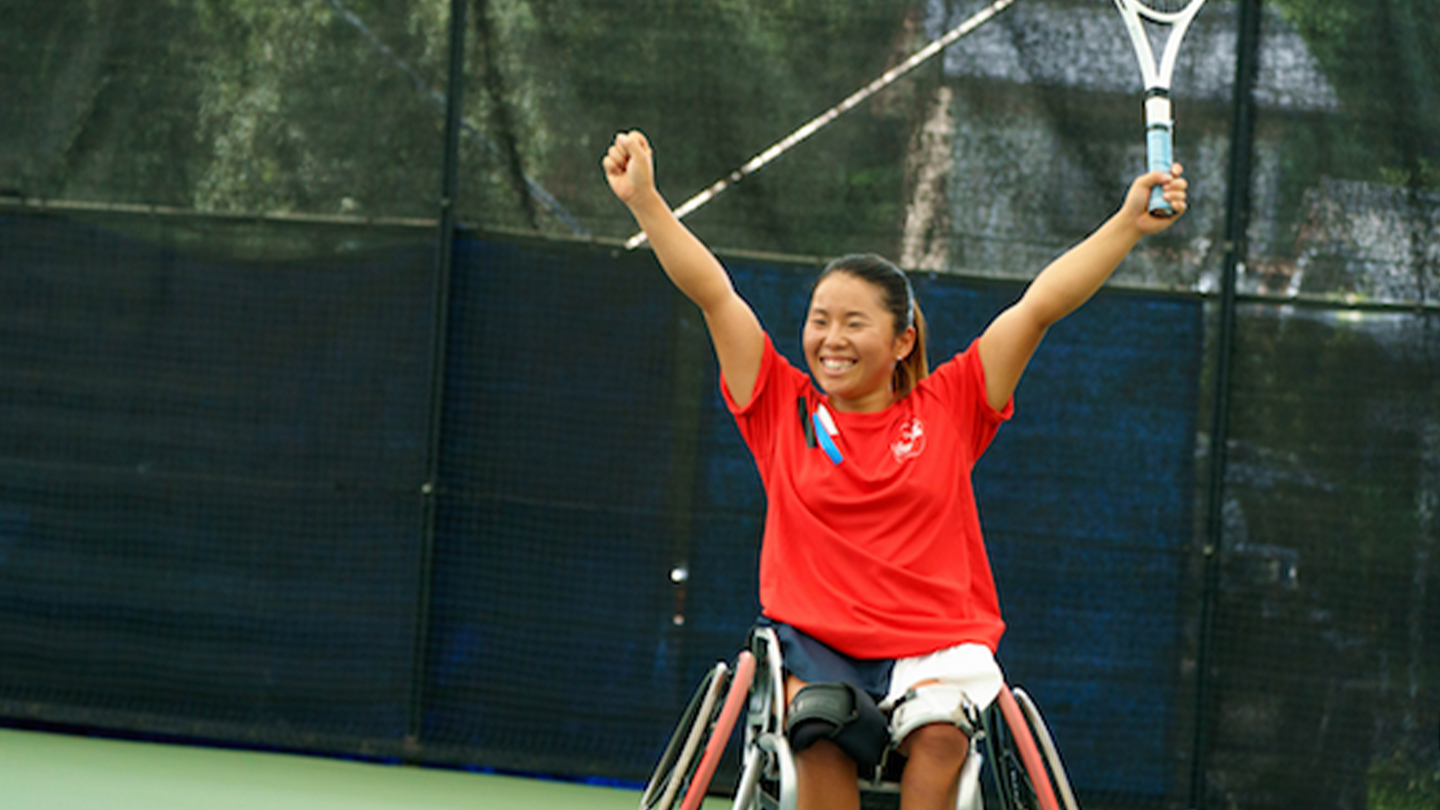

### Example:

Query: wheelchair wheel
xmin=641 ymin=651 xmax=757 ymax=810
xmin=981 ymin=685 xmax=1071 ymax=810
xmin=641 ymin=661 xmax=730 ymax=810
xmin=679 ymin=650 xmax=756 ymax=810
xmin=1011 ymin=688 xmax=1079 ymax=810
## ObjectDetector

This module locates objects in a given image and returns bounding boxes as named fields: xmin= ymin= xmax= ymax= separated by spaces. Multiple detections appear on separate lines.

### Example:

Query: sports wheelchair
xmin=639 ymin=627 xmax=1080 ymax=810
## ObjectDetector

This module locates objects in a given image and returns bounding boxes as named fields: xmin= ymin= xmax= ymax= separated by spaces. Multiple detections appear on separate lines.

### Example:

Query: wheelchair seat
xmin=639 ymin=626 xmax=1079 ymax=810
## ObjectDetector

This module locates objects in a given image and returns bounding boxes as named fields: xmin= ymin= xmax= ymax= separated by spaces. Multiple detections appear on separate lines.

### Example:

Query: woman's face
xmin=802 ymin=272 xmax=915 ymax=413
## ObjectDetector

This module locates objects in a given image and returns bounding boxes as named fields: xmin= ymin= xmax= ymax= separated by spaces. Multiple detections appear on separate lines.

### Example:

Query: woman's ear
xmin=894 ymin=326 xmax=917 ymax=361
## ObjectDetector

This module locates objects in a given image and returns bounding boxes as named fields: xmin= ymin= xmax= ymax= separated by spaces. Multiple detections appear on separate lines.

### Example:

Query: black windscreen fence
xmin=0 ymin=213 xmax=436 ymax=751
xmin=2 ymin=1 xmax=1438 ymax=809
xmin=1206 ymin=306 xmax=1440 ymax=810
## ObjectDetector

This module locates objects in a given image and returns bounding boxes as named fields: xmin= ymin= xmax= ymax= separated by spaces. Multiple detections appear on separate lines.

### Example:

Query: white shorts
xmin=885 ymin=643 xmax=1005 ymax=711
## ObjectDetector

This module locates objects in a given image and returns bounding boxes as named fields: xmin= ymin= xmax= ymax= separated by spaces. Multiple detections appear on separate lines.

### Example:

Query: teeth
xmin=821 ymin=358 xmax=854 ymax=370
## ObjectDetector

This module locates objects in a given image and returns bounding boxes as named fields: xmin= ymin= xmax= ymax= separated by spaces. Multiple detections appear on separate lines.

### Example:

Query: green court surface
xmin=0 ymin=727 xmax=732 ymax=810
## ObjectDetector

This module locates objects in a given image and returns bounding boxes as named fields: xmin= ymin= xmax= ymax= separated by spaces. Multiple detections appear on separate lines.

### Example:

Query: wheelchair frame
xmin=639 ymin=627 xmax=1080 ymax=810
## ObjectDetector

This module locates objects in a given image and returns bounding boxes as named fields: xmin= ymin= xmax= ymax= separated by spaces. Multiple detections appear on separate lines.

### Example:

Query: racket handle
xmin=1146 ymin=121 xmax=1175 ymax=217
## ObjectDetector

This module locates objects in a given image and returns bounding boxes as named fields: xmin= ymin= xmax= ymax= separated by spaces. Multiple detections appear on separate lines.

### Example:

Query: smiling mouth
xmin=820 ymin=357 xmax=856 ymax=371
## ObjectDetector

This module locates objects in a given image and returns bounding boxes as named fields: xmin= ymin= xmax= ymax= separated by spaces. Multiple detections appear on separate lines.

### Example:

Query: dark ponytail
xmin=893 ymin=299 xmax=929 ymax=398
xmin=815 ymin=254 xmax=930 ymax=399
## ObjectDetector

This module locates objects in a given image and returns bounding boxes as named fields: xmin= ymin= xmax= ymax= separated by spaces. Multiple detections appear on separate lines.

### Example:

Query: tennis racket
xmin=1112 ymin=0 xmax=1206 ymax=216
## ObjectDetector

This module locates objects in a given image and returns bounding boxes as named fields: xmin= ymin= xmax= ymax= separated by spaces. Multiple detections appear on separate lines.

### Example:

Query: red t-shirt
xmin=723 ymin=334 xmax=1013 ymax=659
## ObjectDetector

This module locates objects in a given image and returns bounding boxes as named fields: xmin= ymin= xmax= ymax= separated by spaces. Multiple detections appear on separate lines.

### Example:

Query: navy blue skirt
xmin=759 ymin=618 xmax=895 ymax=701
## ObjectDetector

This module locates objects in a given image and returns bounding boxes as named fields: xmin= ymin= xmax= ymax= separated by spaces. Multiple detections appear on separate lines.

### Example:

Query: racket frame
xmin=1112 ymin=0 xmax=1206 ymax=215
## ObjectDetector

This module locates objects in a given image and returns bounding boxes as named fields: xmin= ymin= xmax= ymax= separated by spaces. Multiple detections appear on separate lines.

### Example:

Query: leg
xmin=889 ymin=677 xmax=975 ymax=810
xmin=787 ymin=674 xmax=862 ymax=810
xmin=898 ymin=720 xmax=970 ymax=810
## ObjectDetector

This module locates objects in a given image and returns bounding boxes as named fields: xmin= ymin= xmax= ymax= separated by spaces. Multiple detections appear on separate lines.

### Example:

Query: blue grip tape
xmin=1146 ymin=123 xmax=1174 ymax=216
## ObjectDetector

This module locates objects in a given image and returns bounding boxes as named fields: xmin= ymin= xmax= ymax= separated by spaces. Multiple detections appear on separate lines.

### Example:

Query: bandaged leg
xmin=883 ymin=683 xmax=984 ymax=810
xmin=786 ymin=682 xmax=891 ymax=770
xmin=883 ymin=681 xmax=980 ymax=748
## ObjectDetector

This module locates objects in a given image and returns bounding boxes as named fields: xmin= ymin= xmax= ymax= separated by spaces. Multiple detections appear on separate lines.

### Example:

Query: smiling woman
xmin=804 ymin=255 xmax=923 ymax=414
xmin=602 ymin=129 xmax=1187 ymax=810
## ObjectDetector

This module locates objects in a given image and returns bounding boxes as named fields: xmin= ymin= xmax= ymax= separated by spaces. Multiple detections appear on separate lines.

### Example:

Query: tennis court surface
xmin=0 ymin=728 xmax=731 ymax=810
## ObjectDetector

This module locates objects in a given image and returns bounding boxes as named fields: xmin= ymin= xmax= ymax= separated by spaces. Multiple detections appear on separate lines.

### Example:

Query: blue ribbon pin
xmin=811 ymin=405 xmax=844 ymax=465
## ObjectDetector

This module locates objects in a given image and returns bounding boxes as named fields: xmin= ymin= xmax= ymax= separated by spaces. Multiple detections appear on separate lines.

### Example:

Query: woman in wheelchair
xmin=604 ymin=131 xmax=1186 ymax=810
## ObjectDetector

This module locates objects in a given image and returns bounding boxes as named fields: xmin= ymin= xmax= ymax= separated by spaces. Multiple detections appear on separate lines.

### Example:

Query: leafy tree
xmin=466 ymin=0 xmax=922 ymax=255
xmin=1271 ymin=0 xmax=1440 ymax=190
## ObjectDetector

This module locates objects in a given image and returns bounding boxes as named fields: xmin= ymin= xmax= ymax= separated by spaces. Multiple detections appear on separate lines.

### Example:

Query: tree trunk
xmin=900 ymin=82 xmax=955 ymax=272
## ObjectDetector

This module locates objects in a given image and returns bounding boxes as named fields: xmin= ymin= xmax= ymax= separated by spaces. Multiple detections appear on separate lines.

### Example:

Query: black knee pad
xmin=785 ymin=682 xmax=890 ymax=770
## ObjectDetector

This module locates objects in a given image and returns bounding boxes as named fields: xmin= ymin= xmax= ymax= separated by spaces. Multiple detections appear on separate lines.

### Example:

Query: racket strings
xmin=1133 ymin=0 xmax=1200 ymax=15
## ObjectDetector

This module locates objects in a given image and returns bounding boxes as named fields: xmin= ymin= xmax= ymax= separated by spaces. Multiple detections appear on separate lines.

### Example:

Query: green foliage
xmin=0 ymin=0 xmax=451 ymax=218
xmin=1369 ymin=750 xmax=1440 ymax=810
xmin=6 ymin=0 xmax=1437 ymax=263
xmin=180 ymin=0 xmax=448 ymax=217
xmin=1271 ymin=0 xmax=1440 ymax=191
xmin=0 ymin=0 xmax=923 ymax=254
xmin=474 ymin=0 xmax=920 ymax=254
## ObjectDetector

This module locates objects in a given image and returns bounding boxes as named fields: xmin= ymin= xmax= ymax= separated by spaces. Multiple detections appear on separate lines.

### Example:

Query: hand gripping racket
xmin=1112 ymin=0 xmax=1206 ymax=216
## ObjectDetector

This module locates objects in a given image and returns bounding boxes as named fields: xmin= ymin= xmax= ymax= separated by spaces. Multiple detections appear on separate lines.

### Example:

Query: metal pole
xmin=1189 ymin=0 xmax=1262 ymax=806
xmin=406 ymin=0 xmax=467 ymax=760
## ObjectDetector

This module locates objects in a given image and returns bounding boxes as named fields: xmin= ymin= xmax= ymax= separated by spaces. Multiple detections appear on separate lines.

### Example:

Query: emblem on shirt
xmin=891 ymin=417 xmax=926 ymax=463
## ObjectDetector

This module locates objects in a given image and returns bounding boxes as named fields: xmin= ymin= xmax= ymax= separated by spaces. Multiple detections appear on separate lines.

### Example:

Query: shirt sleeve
xmin=924 ymin=338 xmax=1014 ymax=459
xmin=722 ymin=334 xmax=809 ymax=477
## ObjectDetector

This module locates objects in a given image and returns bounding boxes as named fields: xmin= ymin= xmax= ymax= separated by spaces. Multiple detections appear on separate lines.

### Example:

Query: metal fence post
xmin=1189 ymin=0 xmax=1263 ymax=806
xmin=406 ymin=0 xmax=468 ymax=760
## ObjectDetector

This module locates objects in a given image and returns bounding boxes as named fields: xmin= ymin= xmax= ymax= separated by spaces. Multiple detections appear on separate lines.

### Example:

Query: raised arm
xmin=977 ymin=166 xmax=1189 ymax=412
xmin=603 ymin=131 xmax=766 ymax=407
